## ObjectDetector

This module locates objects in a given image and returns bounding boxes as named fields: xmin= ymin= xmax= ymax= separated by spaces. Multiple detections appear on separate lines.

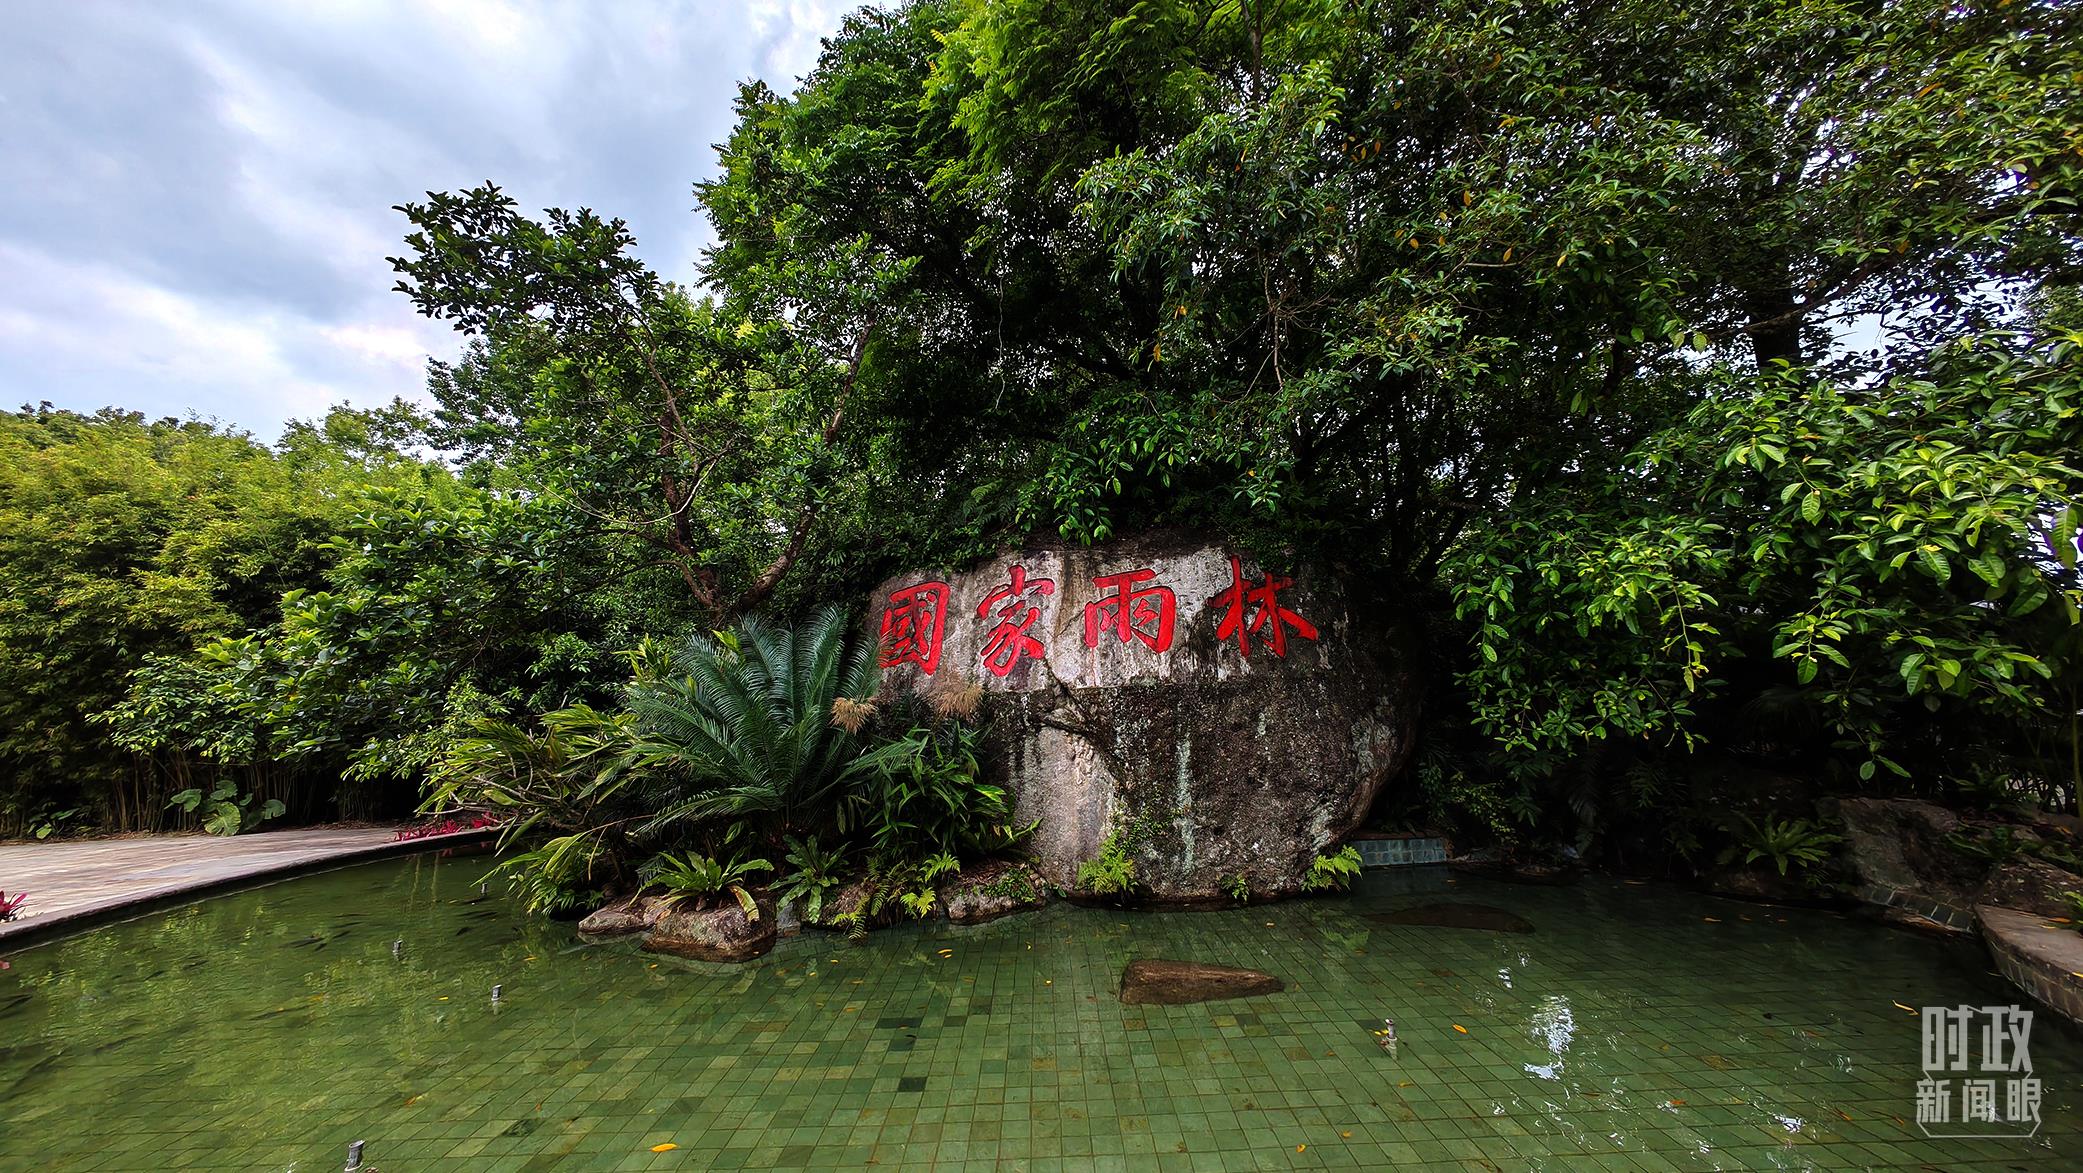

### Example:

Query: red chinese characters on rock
xmin=1083 ymin=568 xmax=1176 ymax=654
xmin=1207 ymin=555 xmax=1318 ymax=658
xmin=878 ymin=580 xmax=950 ymax=674
xmin=976 ymin=563 xmax=1056 ymax=676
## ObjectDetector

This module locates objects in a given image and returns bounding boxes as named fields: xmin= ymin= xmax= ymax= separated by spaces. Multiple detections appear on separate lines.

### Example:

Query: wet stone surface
xmin=1118 ymin=958 xmax=1284 ymax=1005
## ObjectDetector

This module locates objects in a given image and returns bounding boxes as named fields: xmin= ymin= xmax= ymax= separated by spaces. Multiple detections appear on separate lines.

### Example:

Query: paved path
xmin=0 ymin=826 xmax=491 ymax=944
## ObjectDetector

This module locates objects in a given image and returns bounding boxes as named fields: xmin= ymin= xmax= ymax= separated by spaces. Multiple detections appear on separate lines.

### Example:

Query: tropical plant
xmin=1301 ymin=846 xmax=1364 ymax=893
xmin=843 ymin=720 xmax=1037 ymax=862
xmin=1948 ymin=827 xmax=2036 ymax=866
xmin=485 ymin=834 xmax=607 ymax=916
xmin=425 ymin=704 xmax=643 ymax=908
xmin=167 ymin=783 xmax=286 ymax=837
xmin=1223 ymin=873 xmax=1250 ymax=904
xmin=1719 ymin=815 xmax=1844 ymax=878
xmin=647 ymin=852 xmax=776 ymax=919
xmin=626 ymin=607 xmax=893 ymax=842
xmin=0 ymin=891 xmax=25 ymax=921
xmin=24 ymin=805 xmax=79 ymax=841
xmin=775 ymin=834 xmax=849 ymax=924
xmin=1076 ymin=828 xmax=1140 ymax=897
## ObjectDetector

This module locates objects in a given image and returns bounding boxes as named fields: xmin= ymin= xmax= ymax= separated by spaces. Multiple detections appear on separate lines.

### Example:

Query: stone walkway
xmin=0 ymin=826 xmax=490 ymax=944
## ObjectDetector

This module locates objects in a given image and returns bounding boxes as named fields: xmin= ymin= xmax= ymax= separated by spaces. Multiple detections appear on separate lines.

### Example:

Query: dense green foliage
xmin=7 ymin=0 xmax=2079 ymax=881
xmin=425 ymin=610 xmax=1025 ymax=914
xmin=0 ymin=405 xmax=438 ymax=833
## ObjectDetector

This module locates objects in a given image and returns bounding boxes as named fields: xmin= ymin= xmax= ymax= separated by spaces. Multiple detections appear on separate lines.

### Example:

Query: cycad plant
xmin=627 ymin=605 xmax=898 ymax=843
xmin=423 ymin=703 xmax=642 ymax=912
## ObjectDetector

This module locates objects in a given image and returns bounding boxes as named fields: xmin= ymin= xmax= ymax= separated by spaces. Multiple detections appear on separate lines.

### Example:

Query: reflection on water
xmin=0 ymin=856 xmax=2077 ymax=1169
xmin=1525 ymin=993 xmax=1575 ymax=1080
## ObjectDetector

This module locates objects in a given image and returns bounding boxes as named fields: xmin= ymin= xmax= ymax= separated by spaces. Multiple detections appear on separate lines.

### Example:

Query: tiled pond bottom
xmin=2 ymin=857 xmax=2078 ymax=1171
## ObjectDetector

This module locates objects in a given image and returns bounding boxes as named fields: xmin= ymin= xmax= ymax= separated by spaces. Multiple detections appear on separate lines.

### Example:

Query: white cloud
xmin=0 ymin=0 xmax=849 ymax=440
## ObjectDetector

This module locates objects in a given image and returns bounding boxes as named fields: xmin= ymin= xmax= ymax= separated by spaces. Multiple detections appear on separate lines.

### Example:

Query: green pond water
xmin=2 ymin=853 xmax=2078 ymax=1171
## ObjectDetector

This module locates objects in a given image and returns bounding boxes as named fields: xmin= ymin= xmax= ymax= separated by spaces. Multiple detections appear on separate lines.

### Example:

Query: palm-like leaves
xmin=629 ymin=605 xmax=894 ymax=838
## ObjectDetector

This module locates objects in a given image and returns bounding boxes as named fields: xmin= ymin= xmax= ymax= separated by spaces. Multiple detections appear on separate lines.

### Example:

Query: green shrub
xmin=1301 ymin=846 xmax=1363 ymax=893
xmin=1719 ymin=814 xmax=1842 ymax=877
xmin=647 ymin=852 xmax=774 ymax=919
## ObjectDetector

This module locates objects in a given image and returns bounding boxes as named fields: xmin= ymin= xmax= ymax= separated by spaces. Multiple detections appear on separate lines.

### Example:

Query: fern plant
xmin=1302 ymin=846 xmax=1363 ymax=892
xmin=1076 ymin=829 xmax=1139 ymax=895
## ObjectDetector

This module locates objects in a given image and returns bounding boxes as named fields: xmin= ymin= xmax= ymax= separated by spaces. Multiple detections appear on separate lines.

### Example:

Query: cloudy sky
xmin=1 ymin=0 xmax=843 ymax=440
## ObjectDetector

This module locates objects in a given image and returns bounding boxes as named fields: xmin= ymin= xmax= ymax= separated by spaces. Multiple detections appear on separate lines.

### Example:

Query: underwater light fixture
xmin=491 ymin=984 xmax=503 ymax=1003
xmin=342 ymin=1139 xmax=365 ymax=1171
xmin=391 ymin=939 xmax=403 ymax=958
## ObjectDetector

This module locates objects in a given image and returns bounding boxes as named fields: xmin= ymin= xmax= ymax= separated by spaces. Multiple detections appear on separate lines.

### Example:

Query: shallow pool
xmin=1 ymin=854 xmax=2076 ymax=1170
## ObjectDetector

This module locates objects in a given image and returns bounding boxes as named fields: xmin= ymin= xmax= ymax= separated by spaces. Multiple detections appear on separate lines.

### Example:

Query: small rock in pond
xmin=1119 ymin=959 xmax=1283 ymax=1005
xmin=642 ymin=895 xmax=778 ymax=964
xmin=1367 ymin=903 xmax=1534 ymax=933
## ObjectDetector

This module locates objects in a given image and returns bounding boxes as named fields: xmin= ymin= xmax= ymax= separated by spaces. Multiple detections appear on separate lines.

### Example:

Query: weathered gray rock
xmin=867 ymin=532 xmax=1419 ymax=902
xmin=1838 ymin=797 xmax=1985 ymax=906
xmin=1979 ymin=857 xmax=2083 ymax=920
xmin=1120 ymin=959 xmax=1284 ymax=1005
xmin=940 ymin=859 xmax=1047 ymax=924
xmin=576 ymin=895 xmax=668 ymax=937
xmin=641 ymin=894 xmax=778 ymax=963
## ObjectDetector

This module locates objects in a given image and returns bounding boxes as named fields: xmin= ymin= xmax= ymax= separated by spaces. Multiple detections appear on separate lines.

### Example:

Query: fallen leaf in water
xmin=1702 ymin=917 xmax=1721 ymax=923
xmin=1296 ymin=1144 xmax=1306 ymax=1152
xmin=1452 ymin=1024 xmax=1468 ymax=1034
xmin=651 ymin=1143 xmax=678 ymax=1152
xmin=1892 ymin=1002 xmax=1917 ymax=1013
xmin=1341 ymin=1131 xmax=1352 ymax=1138
xmin=437 ymin=996 xmax=449 ymax=1002
xmin=1398 ymin=1080 xmax=1412 ymax=1087
xmin=1667 ymin=1099 xmax=1686 ymax=1107
xmin=1836 ymin=1110 xmax=1853 ymax=1122
xmin=1044 ymin=979 xmax=1053 ymax=985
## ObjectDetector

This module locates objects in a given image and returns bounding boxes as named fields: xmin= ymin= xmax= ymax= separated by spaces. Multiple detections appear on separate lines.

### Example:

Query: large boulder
xmin=640 ymin=894 xmax=778 ymax=963
xmin=867 ymin=532 xmax=1419 ymax=902
xmin=1836 ymin=797 xmax=1985 ymax=906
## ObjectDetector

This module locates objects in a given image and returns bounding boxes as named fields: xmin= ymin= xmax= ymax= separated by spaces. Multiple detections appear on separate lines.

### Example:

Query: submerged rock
xmin=1119 ymin=959 xmax=1284 ymax=1005
xmin=866 ymin=531 xmax=1422 ymax=903
xmin=576 ymin=895 xmax=667 ymax=938
xmin=641 ymin=895 xmax=778 ymax=963
xmin=941 ymin=859 xmax=1047 ymax=925
xmin=1367 ymin=902 xmax=1534 ymax=933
